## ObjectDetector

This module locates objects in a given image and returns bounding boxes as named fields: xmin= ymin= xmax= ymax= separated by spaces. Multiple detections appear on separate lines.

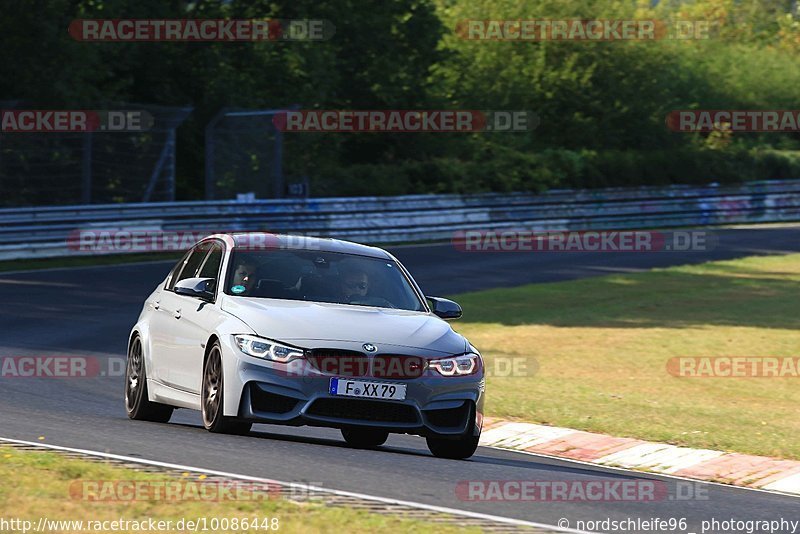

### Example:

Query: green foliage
xmin=310 ymin=147 xmax=800 ymax=195
xmin=2 ymin=0 xmax=800 ymax=198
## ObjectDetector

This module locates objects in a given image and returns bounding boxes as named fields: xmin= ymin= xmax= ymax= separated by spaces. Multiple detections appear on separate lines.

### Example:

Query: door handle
xmin=174 ymin=308 xmax=182 ymax=319
xmin=153 ymin=300 xmax=160 ymax=310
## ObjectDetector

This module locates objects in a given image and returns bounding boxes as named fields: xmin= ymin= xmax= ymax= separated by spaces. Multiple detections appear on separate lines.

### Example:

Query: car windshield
xmin=223 ymin=249 xmax=425 ymax=311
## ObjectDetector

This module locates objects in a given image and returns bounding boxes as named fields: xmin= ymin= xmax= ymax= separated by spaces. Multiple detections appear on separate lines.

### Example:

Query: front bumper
xmin=233 ymin=356 xmax=485 ymax=438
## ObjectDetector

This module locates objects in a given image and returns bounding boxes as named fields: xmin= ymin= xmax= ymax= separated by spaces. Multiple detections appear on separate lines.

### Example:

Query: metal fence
xmin=205 ymin=108 xmax=285 ymax=201
xmin=0 ymin=179 xmax=798 ymax=260
xmin=0 ymin=105 xmax=289 ymax=206
xmin=0 ymin=103 xmax=192 ymax=206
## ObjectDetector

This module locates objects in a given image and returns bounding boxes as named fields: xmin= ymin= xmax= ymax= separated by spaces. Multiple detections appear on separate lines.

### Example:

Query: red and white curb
xmin=479 ymin=419 xmax=800 ymax=496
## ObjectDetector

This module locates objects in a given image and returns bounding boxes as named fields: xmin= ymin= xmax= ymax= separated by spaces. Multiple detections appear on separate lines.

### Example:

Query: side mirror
xmin=427 ymin=296 xmax=462 ymax=320
xmin=175 ymin=277 xmax=216 ymax=301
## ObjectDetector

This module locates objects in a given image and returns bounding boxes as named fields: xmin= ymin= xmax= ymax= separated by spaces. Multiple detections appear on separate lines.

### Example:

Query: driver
xmin=340 ymin=269 xmax=369 ymax=302
xmin=231 ymin=257 xmax=258 ymax=295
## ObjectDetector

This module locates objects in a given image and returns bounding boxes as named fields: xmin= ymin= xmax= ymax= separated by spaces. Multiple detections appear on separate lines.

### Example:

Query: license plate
xmin=329 ymin=378 xmax=407 ymax=401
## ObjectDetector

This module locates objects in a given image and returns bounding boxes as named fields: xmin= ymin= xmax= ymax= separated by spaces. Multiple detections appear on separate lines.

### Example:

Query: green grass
xmin=450 ymin=253 xmax=800 ymax=459
xmin=0 ymin=446 xmax=477 ymax=534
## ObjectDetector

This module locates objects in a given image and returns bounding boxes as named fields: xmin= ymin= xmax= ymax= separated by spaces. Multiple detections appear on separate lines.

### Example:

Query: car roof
xmin=213 ymin=233 xmax=393 ymax=260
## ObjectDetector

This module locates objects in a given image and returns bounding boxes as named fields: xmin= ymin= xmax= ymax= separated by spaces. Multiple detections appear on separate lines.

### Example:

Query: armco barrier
xmin=0 ymin=179 xmax=799 ymax=260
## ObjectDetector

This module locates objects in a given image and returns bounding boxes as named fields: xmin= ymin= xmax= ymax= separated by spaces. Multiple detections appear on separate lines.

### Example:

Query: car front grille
xmin=307 ymin=349 xmax=369 ymax=377
xmin=306 ymin=398 xmax=419 ymax=424
xmin=307 ymin=350 xmax=425 ymax=379
xmin=371 ymin=355 xmax=425 ymax=379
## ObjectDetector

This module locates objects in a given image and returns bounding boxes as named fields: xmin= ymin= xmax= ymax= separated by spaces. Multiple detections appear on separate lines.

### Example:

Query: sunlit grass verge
xmin=0 ymin=446 xmax=477 ymax=534
xmin=451 ymin=253 xmax=800 ymax=459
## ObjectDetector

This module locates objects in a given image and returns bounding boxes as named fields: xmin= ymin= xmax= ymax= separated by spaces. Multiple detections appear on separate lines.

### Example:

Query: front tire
xmin=426 ymin=433 xmax=480 ymax=460
xmin=426 ymin=408 xmax=481 ymax=460
xmin=125 ymin=336 xmax=174 ymax=423
xmin=341 ymin=428 xmax=389 ymax=448
xmin=202 ymin=342 xmax=252 ymax=435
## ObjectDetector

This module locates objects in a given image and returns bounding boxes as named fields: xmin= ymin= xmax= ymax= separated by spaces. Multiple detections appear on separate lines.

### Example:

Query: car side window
xmin=198 ymin=242 xmax=223 ymax=282
xmin=171 ymin=242 xmax=211 ymax=289
xmin=165 ymin=250 xmax=191 ymax=291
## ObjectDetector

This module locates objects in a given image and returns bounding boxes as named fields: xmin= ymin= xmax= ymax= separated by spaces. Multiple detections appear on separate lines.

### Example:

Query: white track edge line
xmin=482 ymin=444 xmax=800 ymax=500
xmin=0 ymin=437 xmax=594 ymax=534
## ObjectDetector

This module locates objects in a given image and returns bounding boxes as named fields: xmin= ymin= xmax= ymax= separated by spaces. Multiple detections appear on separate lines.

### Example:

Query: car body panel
xmin=220 ymin=295 xmax=467 ymax=354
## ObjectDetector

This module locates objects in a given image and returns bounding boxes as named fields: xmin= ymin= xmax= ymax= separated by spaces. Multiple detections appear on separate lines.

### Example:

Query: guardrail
xmin=1 ymin=179 xmax=799 ymax=260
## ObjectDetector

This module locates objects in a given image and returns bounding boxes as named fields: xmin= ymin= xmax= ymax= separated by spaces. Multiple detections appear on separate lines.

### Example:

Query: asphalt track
xmin=1 ymin=227 xmax=799 ymax=532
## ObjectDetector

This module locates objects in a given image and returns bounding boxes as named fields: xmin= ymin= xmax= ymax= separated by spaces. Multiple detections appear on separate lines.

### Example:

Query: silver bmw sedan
xmin=125 ymin=233 xmax=485 ymax=459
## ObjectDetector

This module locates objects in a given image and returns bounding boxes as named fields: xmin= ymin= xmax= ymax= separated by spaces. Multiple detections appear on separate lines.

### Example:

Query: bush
xmin=307 ymin=147 xmax=800 ymax=197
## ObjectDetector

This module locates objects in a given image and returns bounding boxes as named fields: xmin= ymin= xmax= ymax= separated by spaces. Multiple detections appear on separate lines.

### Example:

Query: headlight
xmin=428 ymin=353 xmax=480 ymax=377
xmin=234 ymin=335 xmax=304 ymax=363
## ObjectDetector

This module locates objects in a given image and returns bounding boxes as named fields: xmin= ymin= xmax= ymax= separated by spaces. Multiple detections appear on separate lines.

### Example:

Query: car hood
xmin=221 ymin=296 xmax=467 ymax=355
